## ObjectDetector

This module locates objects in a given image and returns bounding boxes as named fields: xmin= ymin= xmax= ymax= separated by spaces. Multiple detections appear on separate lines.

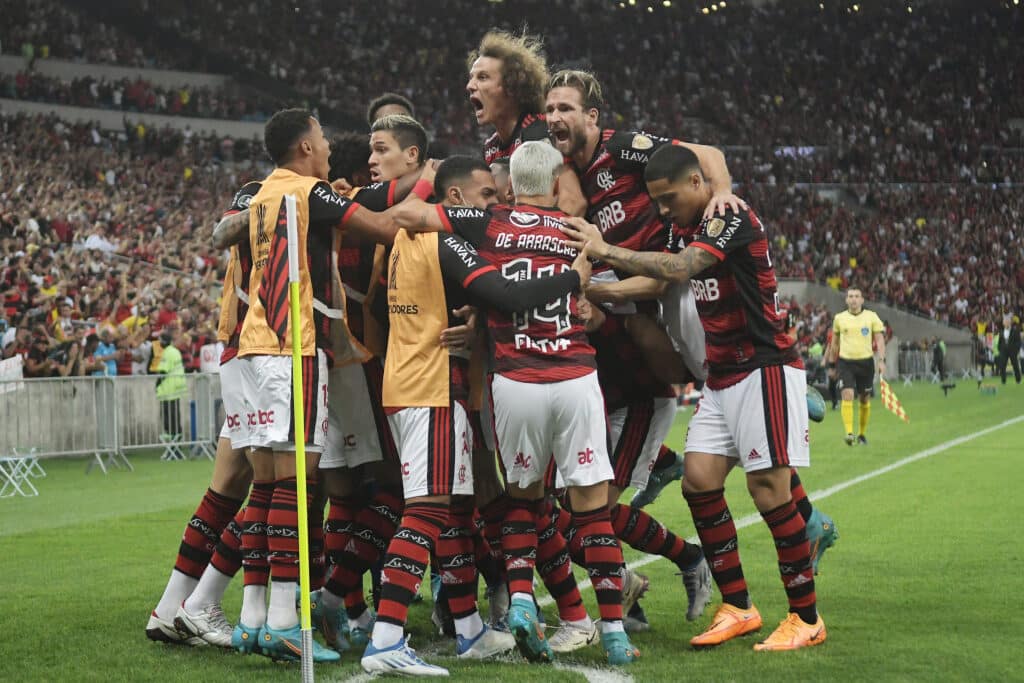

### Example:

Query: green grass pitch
xmin=1 ymin=380 xmax=1021 ymax=682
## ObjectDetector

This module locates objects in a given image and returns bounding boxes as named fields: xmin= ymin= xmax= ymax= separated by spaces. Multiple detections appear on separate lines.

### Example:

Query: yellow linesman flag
xmin=879 ymin=378 xmax=909 ymax=423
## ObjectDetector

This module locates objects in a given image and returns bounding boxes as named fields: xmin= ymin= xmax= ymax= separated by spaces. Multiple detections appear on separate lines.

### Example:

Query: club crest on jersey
xmin=509 ymin=210 xmax=541 ymax=227
xmin=631 ymin=134 xmax=654 ymax=150
xmin=706 ymin=217 xmax=726 ymax=238
xmin=596 ymin=169 xmax=615 ymax=191
xmin=861 ymin=327 xmax=869 ymax=336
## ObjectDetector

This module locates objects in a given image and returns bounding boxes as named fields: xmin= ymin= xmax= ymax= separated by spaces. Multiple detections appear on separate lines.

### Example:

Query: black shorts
xmin=837 ymin=357 xmax=875 ymax=396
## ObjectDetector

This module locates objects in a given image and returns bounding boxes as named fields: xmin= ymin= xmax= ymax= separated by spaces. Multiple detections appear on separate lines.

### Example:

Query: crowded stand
xmin=1 ymin=0 xmax=1021 ymax=352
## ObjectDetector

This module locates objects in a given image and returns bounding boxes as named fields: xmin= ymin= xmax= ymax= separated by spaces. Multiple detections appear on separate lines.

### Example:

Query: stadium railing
xmin=0 ymin=373 xmax=222 ymax=486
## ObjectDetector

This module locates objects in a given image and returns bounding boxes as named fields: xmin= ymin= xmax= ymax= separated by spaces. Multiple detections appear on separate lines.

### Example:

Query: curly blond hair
xmin=467 ymin=30 xmax=549 ymax=116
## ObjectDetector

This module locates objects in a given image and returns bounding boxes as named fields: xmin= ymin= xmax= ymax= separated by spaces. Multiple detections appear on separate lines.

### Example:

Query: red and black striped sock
xmin=435 ymin=498 xmax=479 ymax=620
xmin=174 ymin=488 xmax=244 ymax=579
xmin=552 ymin=500 xmax=587 ymax=567
xmin=652 ymin=444 xmax=677 ymax=471
xmin=762 ymin=500 xmax=817 ymax=624
xmin=209 ymin=508 xmax=245 ymax=577
xmin=574 ymin=505 xmax=625 ymax=624
xmin=610 ymin=503 xmax=702 ymax=570
xmin=309 ymin=489 xmax=326 ymax=591
xmin=242 ymin=480 xmax=274 ymax=587
xmin=684 ymin=488 xmax=749 ymax=609
xmin=472 ymin=522 xmax=504 ymax=587
xmin=324 ymin=494 xmax=359 ymax=571
xmin=324 ymin=488 xmax=402 ymax=618
xmin=537 ymin=498 xmax=587 ymax=622
xmin=502 ymin=498 xmax=542 ymax=598
xmin=377 ymin=502 xmax=449 ymax=629
xmin=478 ymin=494 xmax=508 ymax=563
xmin=267 ymin=478 xmax=316 ymax=583
xmin=789 ymin=469 xmax=813 ymax=523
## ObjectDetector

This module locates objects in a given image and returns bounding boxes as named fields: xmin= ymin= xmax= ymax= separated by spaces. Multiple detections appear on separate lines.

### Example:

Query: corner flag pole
xmin=285 ymin=194 xmax=315 ymax=683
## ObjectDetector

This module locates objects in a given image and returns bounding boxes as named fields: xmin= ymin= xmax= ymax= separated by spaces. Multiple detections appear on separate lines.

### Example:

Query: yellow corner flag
xmin=879 ymin=378 xmax=909 ymax=423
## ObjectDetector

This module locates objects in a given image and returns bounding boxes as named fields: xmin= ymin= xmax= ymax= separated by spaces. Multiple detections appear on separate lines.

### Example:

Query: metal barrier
xmin=0 ymin=373 xmax=222 ymax=483
xmin=112 ymin=374 xmax=218 ymax=461
xmin=898 ymin=348 xmax=941 ymax=384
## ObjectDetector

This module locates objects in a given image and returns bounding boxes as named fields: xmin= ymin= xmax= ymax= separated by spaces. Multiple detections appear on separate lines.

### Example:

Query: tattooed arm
xmin=560 ymin=216 xmax=718 ymax=283
xmin=212 ymin=209 xmax=250 ymax=249
xmin=390 ymin=196 xmax=448 ymax=234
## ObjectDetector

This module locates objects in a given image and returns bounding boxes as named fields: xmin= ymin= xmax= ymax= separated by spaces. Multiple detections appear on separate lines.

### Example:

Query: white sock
xmin=266 ymin=581 xmax=299 ymax=630
xmin=600 ymin=619 xmax=625 ymax=634
xmin=454 ymin=612 xmax=484 ymax=641
xmin=239 ymin=584 xmax=267 ymax=628
xmin=371 ymin=621 xmax=404 ymax=649
xmin=154 ymin=570 xmax=198 ymax=620
xmin=511 ymin=592 xmax=533 ymax=604
xmin=183 ymin=567 xmax=233 ymax=613
xmin=319 ymin=587 xmax=343 ymax=610
xmin=349 ymin=607 xmax=374 ymax=632
xmin=567 ymin=615 xmax=593 ymax=630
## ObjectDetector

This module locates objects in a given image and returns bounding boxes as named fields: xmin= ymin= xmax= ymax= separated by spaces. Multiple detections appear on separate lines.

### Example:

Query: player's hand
xmin=331 ymin=178 xmax=353 ymax=194
xmin=570 ymin=243 xmax=592 ymax=288
xmin=560 ymin=216 xmax=606 ymax=255
xmin=703 ymin=192 xmax=749 ymax=220
xmin=877 ymin=359 xmax=886 ymax=376
xmin=440 ymin=305 xmax=477 ymax=350
xmin=577 ymin=296 xmax=605 ymax=333
xmin=419 ymin=159 xmax=441 ymax=185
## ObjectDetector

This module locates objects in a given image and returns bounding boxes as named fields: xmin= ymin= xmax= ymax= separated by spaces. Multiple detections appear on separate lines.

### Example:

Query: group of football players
xmin=145 ymin=29 xmax=839 ymax=676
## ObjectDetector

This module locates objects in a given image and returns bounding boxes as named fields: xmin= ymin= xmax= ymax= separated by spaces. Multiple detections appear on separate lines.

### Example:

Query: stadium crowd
xmin=1 ymin=70 xmax=279 ymax=122
xmin=1 ymin=0 xmax=1022 ymax=343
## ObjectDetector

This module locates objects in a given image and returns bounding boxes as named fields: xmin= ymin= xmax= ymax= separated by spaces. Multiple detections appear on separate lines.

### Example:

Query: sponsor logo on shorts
xmin=513 ymin=452 xmax=532 ymax=469
xmin=401 ymin=461 xmax=411 ymax=476
xmin=457 ymin=464 xmax=467 ymax=484
xmin=747 ymin=448 xmax=762 ymax=461
xmin=577 ymin=447 xmax=595 ymax=465
xmin=226 ymin=414 xmax=241 ymax=429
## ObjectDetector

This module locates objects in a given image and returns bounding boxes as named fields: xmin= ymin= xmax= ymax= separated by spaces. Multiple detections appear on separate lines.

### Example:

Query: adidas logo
xmin=748 ymin=448 xmax=762 ymax=461
xmin=594 ymin=578 xmax=619 ymax=591
xmin=786 ymin=574 xmax=812 ymax=588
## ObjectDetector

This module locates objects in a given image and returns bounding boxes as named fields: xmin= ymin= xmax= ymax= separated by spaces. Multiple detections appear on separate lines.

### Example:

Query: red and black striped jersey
xmin=338 ymin=181 xmax=398 ymax=345
xmin=438 ymin=203 xmax=595 ymax=384
xmin=578 ymin=130 xmax=677 ymax=270
xmin=217 ymin=181 xmax=259 ymax=364
xmin=684 ymin=208 xmax=802 ymax=389
xmin=483 ymin=113 xmax=550 ymax=164
xmin=590 ymin=310 xmax=675 ymax=411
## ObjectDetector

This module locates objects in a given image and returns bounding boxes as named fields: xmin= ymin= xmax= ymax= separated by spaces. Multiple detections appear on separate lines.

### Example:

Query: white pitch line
xmin=540 ymin=413 xmax=1024 ymax=607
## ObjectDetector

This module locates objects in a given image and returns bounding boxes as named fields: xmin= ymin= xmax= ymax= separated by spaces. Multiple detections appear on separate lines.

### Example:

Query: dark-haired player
xmin=367 ymin=92 xmax=415 ymax=127
xmin=561 ymin=144 xmax=826 ymax=652
xmin=216 ymin=108 xmax=398 ymax=662
xmin=466 ymin=30 xmax=586 ymax=216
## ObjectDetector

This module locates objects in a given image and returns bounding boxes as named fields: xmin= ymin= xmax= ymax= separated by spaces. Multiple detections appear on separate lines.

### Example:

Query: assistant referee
xmin=825 ymin=287 xmax=886 ymax=446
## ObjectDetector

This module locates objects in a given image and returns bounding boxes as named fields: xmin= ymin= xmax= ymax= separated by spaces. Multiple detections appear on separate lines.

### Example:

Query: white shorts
xmin=320 ymin=362 xmax=386 ymax=469
xmin=684 ymin=365 xmax=809 ymax=473
xmin=239 ymin=350 xmax=329 ymax=453
xmin=661 ymin=280 xmax=708 ymax=382
xmin=218 ymin=356 xmax=253 ymax=449
xmin=387 ymin=403 xmax=474 ymax=499
xmin=608 ymin=397 xmax=677 ymax=490
xmin=491 ymin=371 xmax=613 ymax=489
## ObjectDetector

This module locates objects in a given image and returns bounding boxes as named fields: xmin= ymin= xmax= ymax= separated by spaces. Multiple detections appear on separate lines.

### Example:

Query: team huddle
xmin=145 ymin=30 xmax=839 ymax=676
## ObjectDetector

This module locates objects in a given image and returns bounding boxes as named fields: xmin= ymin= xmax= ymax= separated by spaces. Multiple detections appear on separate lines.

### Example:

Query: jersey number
xmin=501 ymin=258 xmax=572 ymax=335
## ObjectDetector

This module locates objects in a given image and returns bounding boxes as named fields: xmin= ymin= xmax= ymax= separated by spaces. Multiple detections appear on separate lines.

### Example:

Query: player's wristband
xmin=412 ymin=179 xmax=433 ymax=201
